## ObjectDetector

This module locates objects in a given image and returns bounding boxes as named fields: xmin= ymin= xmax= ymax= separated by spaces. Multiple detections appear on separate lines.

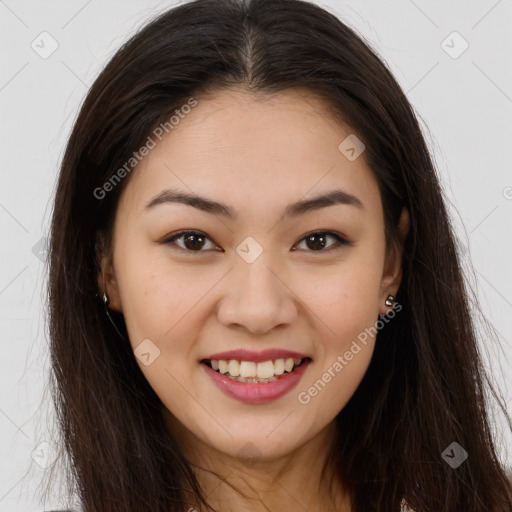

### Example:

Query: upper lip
xmin=203 ymin=349 xmax=312 ymax=363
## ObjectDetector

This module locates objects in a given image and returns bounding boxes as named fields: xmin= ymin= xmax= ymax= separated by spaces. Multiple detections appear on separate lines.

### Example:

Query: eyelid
xmin=162 ymin=229 xmax=353 ymax=253
xmin=163 ymin=230 xmax=222 ymax=252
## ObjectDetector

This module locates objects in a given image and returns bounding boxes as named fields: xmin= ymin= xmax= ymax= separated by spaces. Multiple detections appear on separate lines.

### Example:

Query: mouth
xmin=201 ymin=357 xmax=312 ymax=384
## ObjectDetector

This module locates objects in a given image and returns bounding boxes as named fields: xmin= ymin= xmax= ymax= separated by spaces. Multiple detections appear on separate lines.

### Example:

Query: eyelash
xmin=162 ymin=230 xmax=352 ymax=254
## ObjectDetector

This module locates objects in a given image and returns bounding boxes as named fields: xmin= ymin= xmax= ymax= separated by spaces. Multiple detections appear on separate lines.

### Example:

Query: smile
xmin=201 ymin=357 xmax=312 ymax=404
xmin=204 ymin=357 xmax=308 ymax=383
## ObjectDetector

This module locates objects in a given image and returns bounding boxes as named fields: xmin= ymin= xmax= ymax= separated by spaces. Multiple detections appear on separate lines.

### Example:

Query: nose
xmin=216 ymin=253 xmax=298 ymax=335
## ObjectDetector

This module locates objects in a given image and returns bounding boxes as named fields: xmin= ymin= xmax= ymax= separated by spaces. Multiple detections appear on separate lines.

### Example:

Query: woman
xmin=45 ymin=0 xmax=512 ymax=510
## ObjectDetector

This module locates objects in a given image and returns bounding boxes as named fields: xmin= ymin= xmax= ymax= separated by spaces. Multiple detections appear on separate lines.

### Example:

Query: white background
xmin=0 ymin=0 xmax=511 ymax=510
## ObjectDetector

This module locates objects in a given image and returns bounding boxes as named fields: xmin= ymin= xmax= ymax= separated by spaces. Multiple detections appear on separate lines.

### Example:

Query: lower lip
xmin=201 ymin=359 xmax=311 ymax=404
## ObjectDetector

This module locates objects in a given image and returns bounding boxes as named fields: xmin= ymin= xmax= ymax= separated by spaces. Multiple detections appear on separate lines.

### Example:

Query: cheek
xmin=115 ymin=246 xmax=213 ymax=343
xmin=115 ymin=253 xmax=210 ymax=415
xmin=300 ymin=255 xmax=383 ymax=344
xmin=293 ymin=256 xmax=383 ymax=418
xmin=297 ymin=343 xmax=374 ymax=428
xmin=296 ymin=276 xmax=380 ymax=424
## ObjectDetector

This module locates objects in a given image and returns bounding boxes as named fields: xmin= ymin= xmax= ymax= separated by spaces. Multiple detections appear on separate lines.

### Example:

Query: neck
xmin=164 ymin=411 xmax=352 ymax=512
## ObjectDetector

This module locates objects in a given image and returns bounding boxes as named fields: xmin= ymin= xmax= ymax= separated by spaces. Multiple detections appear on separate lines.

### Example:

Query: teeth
xmin=273 ymin=359 xmax=285 ymax=375
xmin=209 ymin=357 xmax=306 ymax=379
xmin=227 ymin=375 xmax=279 ymax=383
xmin=239 ymin=361 xmax=256 ymax=378
xmin=228 ymin=359 xmax=240 ymax=376
xmin=256 ymin=360 xmax=274 ymax=379
xmin=218 ymin=360 xmax=229 ymax=374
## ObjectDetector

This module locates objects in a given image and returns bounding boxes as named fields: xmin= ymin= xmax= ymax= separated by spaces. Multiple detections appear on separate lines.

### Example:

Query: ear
xmin=95 ymin=232 xmax=123 ymax=313
xmin=379 ymin=206 xmax=410 ymax=315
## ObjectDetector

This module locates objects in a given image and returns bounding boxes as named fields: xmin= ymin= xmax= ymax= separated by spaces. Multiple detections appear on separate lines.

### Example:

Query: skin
xmin=98 ymin=86 xmax=410 ymax=512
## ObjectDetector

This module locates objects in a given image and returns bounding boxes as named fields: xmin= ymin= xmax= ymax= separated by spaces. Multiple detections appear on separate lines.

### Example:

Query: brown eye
xmin=293 ymin=231 xmax=351 ymax=252
xmin=163 ymin=229 xmax=351 ymax=254
xmin=164 ymin=230 xmax=220 ymax=252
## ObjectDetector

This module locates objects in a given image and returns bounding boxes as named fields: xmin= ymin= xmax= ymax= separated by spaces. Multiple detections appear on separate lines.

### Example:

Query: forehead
xmin=117 ymin=86 xmax=381 ymax=221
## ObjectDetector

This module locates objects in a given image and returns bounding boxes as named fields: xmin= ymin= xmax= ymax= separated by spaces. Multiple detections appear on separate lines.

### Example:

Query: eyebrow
xmin=144 ymin=187 xmax=364 ymax=219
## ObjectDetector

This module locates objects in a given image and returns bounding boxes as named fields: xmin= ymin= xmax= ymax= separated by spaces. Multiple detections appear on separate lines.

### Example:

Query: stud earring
xmin=385 ymin=295 xmax=395 ymax=307
xmin=98 ymin=288 xmax=126 ymax=341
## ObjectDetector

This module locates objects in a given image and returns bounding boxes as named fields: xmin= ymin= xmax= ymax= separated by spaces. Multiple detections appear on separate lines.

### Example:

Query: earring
xmin=99 ymin=289 xmax=126 ymax=341
xmin=385 ymin=295 xmax=395 ymax=307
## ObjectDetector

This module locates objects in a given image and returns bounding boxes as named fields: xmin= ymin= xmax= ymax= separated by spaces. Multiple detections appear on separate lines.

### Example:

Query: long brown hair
xmin=45 ymin=0 xmax=512 ymax=510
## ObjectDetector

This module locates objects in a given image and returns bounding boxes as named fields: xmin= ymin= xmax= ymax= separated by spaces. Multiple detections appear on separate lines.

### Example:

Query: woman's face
xmin=99 ymin=86 xmax=408 ymax=463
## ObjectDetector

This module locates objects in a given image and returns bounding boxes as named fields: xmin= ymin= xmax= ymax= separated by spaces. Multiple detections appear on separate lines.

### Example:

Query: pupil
xmin=306 ymin=234 xmax=326 ymax=251
xmin=184 ymin=233 xmax=205 ymax=250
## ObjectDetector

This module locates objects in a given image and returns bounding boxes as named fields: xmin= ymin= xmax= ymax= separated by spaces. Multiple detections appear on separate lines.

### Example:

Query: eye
xmin=163 ymin=229 xmax=351 ymax=254
xmin=163 ymin=230 xmax=222 ymax=253
xmin=292 ymin=231 xmax=351 ymax=252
